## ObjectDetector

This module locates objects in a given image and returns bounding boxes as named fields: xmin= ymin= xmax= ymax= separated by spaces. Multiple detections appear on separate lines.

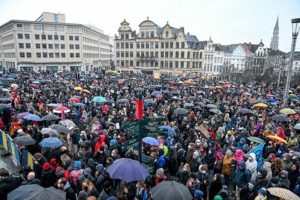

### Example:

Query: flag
xmin=11 ymin=143 xmax=20 ymax=163
xmin=6 ymin=134 xmax=12 ymax=153
xmin=23 ymin=150 xmax=34 ymax=169
xmin=135 ymin=97 xmax=143 ymax=120
xmin=247 ymin=143 xmax=264 ymax=169
xmin=0 ymin=130 xmax=7 ymax=149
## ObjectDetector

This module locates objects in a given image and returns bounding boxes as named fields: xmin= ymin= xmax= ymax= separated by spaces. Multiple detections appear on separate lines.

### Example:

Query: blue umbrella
xmin=159 ymin=126 xmax=175 ymax=135
xmin=162 ymin=90 xmax=171 ymax=94
xmin=143 ymin=137 xmax=160 ymax=146
xmin=92 ymin=96 xmax=107 ymax=103
xmin=151 ymin=91 xmax=162 ymax=97
xmin=17 ymin=112 xmax=31 ymax=119
xmin=107 ymin=158 xmax=148 ymax=182
xmin=39 ymin=137 xmax=63 ymax=148
xmin=74 ymin=102 xmax=85 ymax=107
xmin=32 ymin=80 xmax=40 ymax=84
xmin=23 ymin=114 xmax=42 ymax=121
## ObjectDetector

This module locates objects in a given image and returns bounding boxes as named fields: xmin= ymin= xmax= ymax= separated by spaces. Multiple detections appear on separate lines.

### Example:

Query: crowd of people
xmin=0 ymin=70 xmax=300 ymax=200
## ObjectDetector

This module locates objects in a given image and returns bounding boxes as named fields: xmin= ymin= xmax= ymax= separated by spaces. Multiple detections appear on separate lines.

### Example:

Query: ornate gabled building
xmin=115 ymin=18 xmax=204 ymax=75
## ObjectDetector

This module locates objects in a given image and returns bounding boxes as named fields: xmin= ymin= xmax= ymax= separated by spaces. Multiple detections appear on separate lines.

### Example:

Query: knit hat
xmin=74 ymin=160 xmax=81 ymax=169
xmin=214 ymin=195 xmax=223 ymax=200
xmin=43 ymin=162 xmax=51 ymax=171
xmin=194 ymin=190 xmax=204 ymax=198
xmin=258 ymin=188 xmax=267 ymax=196
xmin=226 ymin=149 xmax=232 ymax=155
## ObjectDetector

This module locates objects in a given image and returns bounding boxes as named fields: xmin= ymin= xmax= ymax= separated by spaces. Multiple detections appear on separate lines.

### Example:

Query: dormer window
xmin=141 ymin=32 xmax=145 ymax=38
xmin=166 ymin=31 xmax=169 ymax=38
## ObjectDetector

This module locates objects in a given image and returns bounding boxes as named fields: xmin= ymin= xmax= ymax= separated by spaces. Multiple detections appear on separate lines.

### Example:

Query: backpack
xmin=71 ymin=169 xmax=83 ymax=185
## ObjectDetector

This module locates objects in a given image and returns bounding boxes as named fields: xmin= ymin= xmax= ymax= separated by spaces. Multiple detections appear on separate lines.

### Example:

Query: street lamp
xmin=283 ymin=18 xmax=300 ymax=107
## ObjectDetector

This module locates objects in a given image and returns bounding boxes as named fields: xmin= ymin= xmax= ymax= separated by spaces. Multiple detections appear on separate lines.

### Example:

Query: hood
xmin=88 ymin=158 xmax=95 ymax=166
xmin=96 ymin=164 xmax=104 ymax=174
xmin=280 ymin=170 xmax=289 ymax=177
xmin=84 ymin=167 xmax=92 ymax=175
xmin=249 ymin=153 xmax=256 ymax=161
xmin=239 ymin=161 xmax=247 ymax=170
xmin=263 ymin=161 xmax=271 ymax=169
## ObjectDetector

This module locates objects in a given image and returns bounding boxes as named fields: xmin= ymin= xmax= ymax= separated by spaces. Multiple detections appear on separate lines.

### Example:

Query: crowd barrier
xmin=0 ymin=130 xmax=34 ymax=169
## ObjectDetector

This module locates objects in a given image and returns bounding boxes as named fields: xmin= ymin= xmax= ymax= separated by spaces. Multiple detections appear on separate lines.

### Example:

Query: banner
xmin=0 ymin=130 xmax=8 ymax=149
xmin=6 ymin=134 xmax=20 ymax=163
xmin=135 ymin=98 xmax=143 ymax=120
xmin=247 ymin=143 xmax=264 ymax=169
xmin=23 ymin=150 xmax=34 ymax=169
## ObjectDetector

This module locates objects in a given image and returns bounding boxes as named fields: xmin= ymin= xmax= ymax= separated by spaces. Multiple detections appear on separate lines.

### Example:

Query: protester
xmin=0 ymin=71 xmax=299 ymax=200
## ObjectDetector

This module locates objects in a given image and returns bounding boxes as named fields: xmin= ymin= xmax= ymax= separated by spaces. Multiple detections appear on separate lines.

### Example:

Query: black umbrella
xmin=184 ymin=103 xmax=194 ymax=108
xmin=150 ymin=181 xmax=193 ymax=200
xmin=236 ymin=108 xmax=254 ymax=115
xmin=0 ymin=97 xmax=12 ymax=102
xmin=173 ymin=108 xmax=189 ymax=116
xmin=49 ymin=124 xmax=70 ymax=134
xmin=105 ymin=121 xmax=115 ymax=127
xmin=272 ymin=114 xmax=289 ymax=122
xmin=0 ymin=104 xmax=9 ymax=109
xmin=117 ymin=99 xmax=129 ymax=104
xmin=12 ymin=135 xmax=35 ymax=146
xmin=255 ymin=99 xmax=268 ymax=104
xmin=135 ymin=87 xmax=144 ymax=92
xmin=195 ymin=102 xmax=206 ymax=107
xmin=8 ymin=185 xmax=65 ymax=200
xmin=209 ymin=109 xmax=223 ymax=115
xmin=122 ymin=86 xmax=129 ymax=90
xmin=42 ymin=114 xmax=60 ymax=121
xmin=193 ymin=105 xmax=202 ymax=110
xmin=206 ymin=104 xmax=218 ymax=109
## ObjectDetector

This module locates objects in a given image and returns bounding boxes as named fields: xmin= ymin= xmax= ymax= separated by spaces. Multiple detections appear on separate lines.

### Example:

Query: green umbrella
xmin=247 ymin=136 xmax=266 ymax=144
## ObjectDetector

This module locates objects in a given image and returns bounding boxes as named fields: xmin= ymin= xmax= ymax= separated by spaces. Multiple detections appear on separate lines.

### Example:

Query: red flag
xmin=135 ymin=99 xmax=143 ymax=120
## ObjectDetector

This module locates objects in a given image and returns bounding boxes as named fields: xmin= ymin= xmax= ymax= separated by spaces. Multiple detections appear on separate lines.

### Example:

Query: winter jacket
xmin=41 ymin=168 xmax=56 ymax=187
xmin=246 ymin=153 xmax=258 ymax=182
xmin=234 ymin=162 xmax=252 ymax=188
xmin=0 ymin=176 xmax=22 ymax=200
xmin=95 ymin=164 xmax=105 ymax=193
xmin=222 ymin=155 xmax=233 ymax=176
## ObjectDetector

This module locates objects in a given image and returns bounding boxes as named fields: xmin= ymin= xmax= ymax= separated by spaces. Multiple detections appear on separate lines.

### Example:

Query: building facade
xmin=115 ymin=18 xmax=204 ymax=75
xmin=0 ymin=12 xmax=111 ymax=72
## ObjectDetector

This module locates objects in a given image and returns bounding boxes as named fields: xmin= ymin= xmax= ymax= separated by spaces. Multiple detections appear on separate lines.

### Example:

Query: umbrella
xmin=0 ymin=97 xmax=12 ymax=102
xmin=70 ymin=97 xmax=80 ymax=102
xmin=47 ymin=103 xmax=59 ymax=107
xmin=1 ymin=88 xmax=10 ymax=92
xmin=254 ymin=103 xmax=268 ymax=108
xmin=236 ymin=108 xmax=254 ymax=115
xmin=42 ymin=114 xmax=60 ymax=121
xmin=13 ymin=135 xmax=35 ymax=146
xmin=53 ymin=105 xmax=70 ymax=113
xmin=151 ymin=91 xmax=162 ymax=97
xmin=195 ymin=102 xmax=206 ymax=107
xmin=143 ymin=137 xmax=160 ymax=146
xmin=49 ymin=124 xmax=70 ymax=134
xmin=144 ymin=99 xmax=155 ymax=104
xmin=135 ymin=87 xmax=144 ymax=92
xmin=17 ymin=112 xmax=30 ymax=119
xmin=105 ymin=121 xmax=115 ymax=127
xmin=272 ymin=114 xmax=289 ymax=122
xmin=267 ymin=187 xmax=299 ymax=200
xmin=193 ymin=105 xmax=202 ymax=110
xmin=60 ymin=119 xmax=76 ymax=130
xmin=255 ymin=99 xmax=268 ymax=104
xmin=39 ymin=137 xmax=63 ymax=148
xmin=267 ymin=135 xmax=288 ymax=144
xmin=74 ymin=102 xmax=85 ymax=107
xmin=280 ymin=108 xmax=296 ymax=115
xmin=71 ymin=96 xmax=81 ymax=99
xmin=74 ymin=86 xmax=83 ymax=91
xmin=41 ymin=128 xmax=59 ymax=137
xmin=184 ymin=103 xmax=194 ymax=108
xmin=206 ymin=104 xmax=218 ymax=109
xmin=209 ymin=109 xmax=223 ymax=115
xmin=81 ymin=89 xmax=91 ymax=94
xmin=117 ymin=98 xmax=129 ymax=104
xmin=8 ymin=185 xmax=66 ymax=200
xmin=162 ymin=90 xmax=171 ymax=94
xmin=122 ymin=86 xmax=129 ymax=90
xmin=173 ymin=108 xmax=188 ymax=116
xmin=23 ymin=114 xmax=42 ymax=121
xmin=32 ymin=80 xmax=40 ymax=84
xmin=150 ymin=181 xmax=193 ymax=200
xmin=294 ymin=123 xmax=300 ymax=130
xmin=92 ymin=96 xmax=107 ymax=103
xmin=247 ymin=136 xmax=265 ymax=144
xmin=159 ymin=126 xmax=175 ymax=135
xmin=107 ymin=158 xmax=148 ymax=182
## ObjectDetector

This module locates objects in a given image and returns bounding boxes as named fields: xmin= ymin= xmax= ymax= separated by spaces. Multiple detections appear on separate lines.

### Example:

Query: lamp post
xmin=283 ymin=18 xmax=300 ymax=107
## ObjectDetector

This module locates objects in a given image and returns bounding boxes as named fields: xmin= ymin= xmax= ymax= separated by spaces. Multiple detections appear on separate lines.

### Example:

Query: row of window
xmin=117 ymin=60 xmax=202 ymax=69
xmin=17 ymin=33 xmax=80 ymax=41
xmin=116 ymin=42 xmax=186 ymax=49
xmin=116 ymin=51 xmax=202 ymax=59
xmin=19 ymin=52 xmax=80 ymax=58
xmin=19 ymin=43 xmax=81 ymax=50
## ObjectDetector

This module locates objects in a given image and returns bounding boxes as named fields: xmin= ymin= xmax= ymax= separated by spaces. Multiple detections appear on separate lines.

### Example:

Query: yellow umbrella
xmin=280 ymin=108 xmax=296 ymax=115
xmin=267 ymin=187 xmax=299 ymax=200
xmin=74 ymin=86 xmax=83 ymax=91
xmin=254 ymin=103 xmax=268 ymax=108
xmin=267 ymin=135 xmax=288 ymax=144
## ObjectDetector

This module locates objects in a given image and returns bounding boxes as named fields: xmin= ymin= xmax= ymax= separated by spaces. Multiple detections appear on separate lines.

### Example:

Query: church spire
xmin=270 ymin=16 xmax=279 ymax=50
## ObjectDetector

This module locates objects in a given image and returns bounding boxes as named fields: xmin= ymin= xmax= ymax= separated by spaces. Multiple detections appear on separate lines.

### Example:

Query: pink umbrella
xmin=53 ymin=105 xmax=70 ymax=113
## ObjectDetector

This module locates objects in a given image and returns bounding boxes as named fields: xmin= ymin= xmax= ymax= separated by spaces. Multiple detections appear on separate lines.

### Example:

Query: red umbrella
xmin=70 ymin=97 xmax=80 ymax=102
xmin=53 ymin=105 xmax=70 ymax=113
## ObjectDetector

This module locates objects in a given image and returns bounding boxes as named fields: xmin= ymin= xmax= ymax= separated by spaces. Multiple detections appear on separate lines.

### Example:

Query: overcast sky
xmin=0 ymin=0 xmax=299 ymax=52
